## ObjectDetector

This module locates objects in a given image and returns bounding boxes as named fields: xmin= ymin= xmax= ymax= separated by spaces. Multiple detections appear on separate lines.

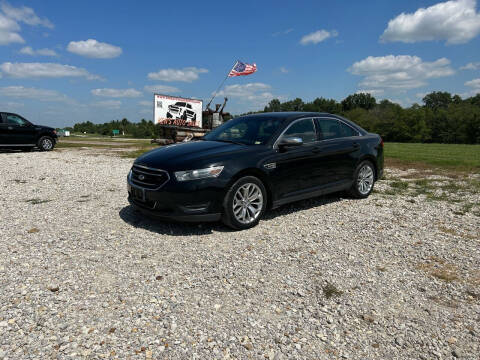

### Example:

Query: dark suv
xmin=128 ymin=112 xmax=384 ymax=230
xmin=0 ymin=112 xmax=57 ymax=151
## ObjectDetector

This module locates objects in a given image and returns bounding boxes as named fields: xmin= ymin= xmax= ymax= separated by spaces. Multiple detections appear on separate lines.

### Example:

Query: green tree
xmin=341 ymin=93 xmax=376 ymax=111
xmin=422 ymin=91 xmax=452 ymax=110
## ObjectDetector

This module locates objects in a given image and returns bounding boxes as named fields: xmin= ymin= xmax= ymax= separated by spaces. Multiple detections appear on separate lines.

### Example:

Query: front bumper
xmin=127 ymin=175 xmax=224 ymax=223
xmin=128 ymin=197 xmax=221 ymax=222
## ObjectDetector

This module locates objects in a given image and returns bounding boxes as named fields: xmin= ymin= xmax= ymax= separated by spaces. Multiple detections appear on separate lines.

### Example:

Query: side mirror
xmin=278 ymin=136 xmax=303 ymax=150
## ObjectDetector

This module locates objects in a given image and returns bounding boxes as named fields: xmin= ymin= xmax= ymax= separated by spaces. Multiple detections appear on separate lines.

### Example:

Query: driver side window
xmin=6 ymin=114 xmax=27 ymax=126
xmin=281 ymin=118 xmax=316 ymax=143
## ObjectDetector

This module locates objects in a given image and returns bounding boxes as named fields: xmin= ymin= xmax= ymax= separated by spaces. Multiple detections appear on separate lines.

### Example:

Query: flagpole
xmin=206 ymin=60 xmax=237 ymax=110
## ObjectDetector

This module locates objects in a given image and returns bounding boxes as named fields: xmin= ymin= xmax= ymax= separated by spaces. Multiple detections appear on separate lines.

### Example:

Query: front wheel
xmin=37 ymin=136 xmax=55 ymax=151
xmin=222 ymin=176 xmax=267 ymax=230
xmin=349 ymin=160 xmax=375 ymax=198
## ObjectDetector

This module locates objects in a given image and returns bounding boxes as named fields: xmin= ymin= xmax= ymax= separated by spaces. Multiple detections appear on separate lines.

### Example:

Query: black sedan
xmin=127 ymin=112 xmax=384 ymax=229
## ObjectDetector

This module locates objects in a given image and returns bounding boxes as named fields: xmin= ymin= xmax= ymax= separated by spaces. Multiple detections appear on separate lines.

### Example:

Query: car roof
xmin=240 ymin=112 xmax=333 ymax=121
xmin=238 ymin=112 xmax=367 ymax=134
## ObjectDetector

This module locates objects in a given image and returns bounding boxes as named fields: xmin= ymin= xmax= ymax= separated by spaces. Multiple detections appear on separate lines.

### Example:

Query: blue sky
xmin=0 ymin=0 xmax=480 ymax=127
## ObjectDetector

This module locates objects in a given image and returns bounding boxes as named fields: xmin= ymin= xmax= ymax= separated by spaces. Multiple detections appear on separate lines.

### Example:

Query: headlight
xmin=174 ymin=166 xmax=224 ymax=182
xmin=127 ymin=169 xmax=132 ymax=180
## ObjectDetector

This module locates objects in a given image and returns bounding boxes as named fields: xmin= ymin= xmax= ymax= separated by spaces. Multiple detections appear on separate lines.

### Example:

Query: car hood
xmin=134 ymin=140 xmax=250 ymax=171
xmin=35 ymin=124 xmax=55 ymax=131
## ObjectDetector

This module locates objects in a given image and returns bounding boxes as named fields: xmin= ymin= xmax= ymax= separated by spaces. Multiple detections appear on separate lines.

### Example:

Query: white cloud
xmin=279 ymin=66 xmax=289 ymax=74
xmin=67 ymin=39 xmax=122 ymax=59
xmin=216 ymin=83 xmax=271 ymax=98
xmin=348 ymin=55 xmax=455 ymax=90
xmin=93 ymin=100 xmax=122 ymax=109
xmin=216 ymin=83 xmax=284 ymax=109
xmin=460 ymin=61 xmax=480 ymax=70
xmin=465 ymin=78 xmax=480 ymax=87
xmin=381 ymin=0 xmax=480 ymax=45
xmin=272 ymin=28 xmax=293 ymax=37
xmin=0 ymin=62 xmax=101 ymax=80
xmin=0 ymin=1 xmax=53 ymax=28
xmin=147 ymin=67 xmax=208 ymax=82
xmin=300 ymin=29 xmax=338 ymax=45
xmin=462 ymin=78 xmax=480 ymax=98
xmin=0 ymin=101 xmax=23 ymax=109
xmin=0 ymin=12 xmax=23 ymax=45
xmin=91 ymin=88 xmax=142 ymax=98
xmin=0 ymin=2 xmax=53 ymax=45
xmin=355 ymin=89 xmax=385 ymax=96
xmin=144 ymin=84 xmax=180 ymax=94
xmin=139 ymin=109 xmax=152 ymax=115
xmin=0 ymin=86 xmax=68 ymax=102
xmin=19 ymin=46 xmax=57 ymax=56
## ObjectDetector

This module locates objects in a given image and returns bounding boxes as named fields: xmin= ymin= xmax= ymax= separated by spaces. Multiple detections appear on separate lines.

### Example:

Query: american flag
xmin=228 ymin=60 xmax=257 ymax=77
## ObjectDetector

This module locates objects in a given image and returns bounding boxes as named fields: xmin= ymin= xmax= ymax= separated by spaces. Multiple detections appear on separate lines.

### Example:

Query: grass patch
xmin=25 ymin=198 xmax=51 ymax=205
xmin=122 ymin=146 xmax=157 ymax=158
xmin=417 ymin=257 xmax=460 ymax=282
xmin=385 ymin=143 xmax=480 ymax=172
xmin=390 ymin=180 xmax=409 ymax=190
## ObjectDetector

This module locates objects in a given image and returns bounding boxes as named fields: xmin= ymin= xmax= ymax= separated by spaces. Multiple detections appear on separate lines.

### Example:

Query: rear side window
xmin=317 ymin=118 xmax=359 ymax=140
xmin=282 ymin=118 xmax=317 ymax=143
xmin=317 ymin=119 xmax=342 ymax=140
xmin=339 ymin=122 xmax=359 ymax=137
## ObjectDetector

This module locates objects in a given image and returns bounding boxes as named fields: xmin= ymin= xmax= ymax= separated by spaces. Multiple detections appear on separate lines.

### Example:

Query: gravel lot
xmin=0 ymin=149 xmax=479 ymax=359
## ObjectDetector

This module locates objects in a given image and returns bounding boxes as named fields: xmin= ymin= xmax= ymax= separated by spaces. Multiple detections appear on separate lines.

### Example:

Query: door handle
xmin=7 ymin=126 xmax=13 ymax=130
xmin=352 ymin=142 xmax=360 ymax=149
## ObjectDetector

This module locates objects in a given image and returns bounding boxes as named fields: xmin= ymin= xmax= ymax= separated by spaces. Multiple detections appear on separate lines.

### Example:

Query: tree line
xmin=69 ymin=118 xmax=158 ymax=138
xmin=69 ymin=91 xmax=480 ymax=143
xmin=261 ymin=92 xmax=480 ymax=144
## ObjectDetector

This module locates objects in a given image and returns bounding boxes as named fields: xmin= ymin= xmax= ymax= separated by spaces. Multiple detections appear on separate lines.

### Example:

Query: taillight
xmin=380 ymin=137 xmax=384 ymax=148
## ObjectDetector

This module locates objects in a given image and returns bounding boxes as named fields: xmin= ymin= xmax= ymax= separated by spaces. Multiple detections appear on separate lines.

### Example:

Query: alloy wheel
xmin=42 ymin=138 xmax=53 ymax=150
xmin=357 ymin=164 xmax=374 ymax=195
xmin=232 ymin=183 xmax=263 ymax=224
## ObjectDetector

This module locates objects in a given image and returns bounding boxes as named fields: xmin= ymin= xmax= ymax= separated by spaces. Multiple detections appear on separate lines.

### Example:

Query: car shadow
xmin=0 ymin=149 xmax=38 ymax=153
xmin=263 ymin=192 xmax=345 ymax=221
xmin=118 ymin=192 xmax=347 ymax=236
xmin=118 ymin=205 xmax=230 ymax=236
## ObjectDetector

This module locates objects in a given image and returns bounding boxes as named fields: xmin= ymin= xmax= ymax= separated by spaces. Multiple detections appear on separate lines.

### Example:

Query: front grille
xmin=131 ymin=164 xmax=169 ymax=190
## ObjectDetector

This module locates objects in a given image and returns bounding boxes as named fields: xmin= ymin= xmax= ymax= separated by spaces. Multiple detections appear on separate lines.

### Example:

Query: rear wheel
xmin=349 ymin=160 xmax=375 ymax=198
xmin=222 ymin=176 xmax=267 ymax=230
xmin=37 ymin=136 xmax=54 ymax=151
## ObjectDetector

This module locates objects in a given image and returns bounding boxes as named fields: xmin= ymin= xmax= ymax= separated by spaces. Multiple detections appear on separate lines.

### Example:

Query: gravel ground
xmin=0 ymin=149 xmax=479 ymax=359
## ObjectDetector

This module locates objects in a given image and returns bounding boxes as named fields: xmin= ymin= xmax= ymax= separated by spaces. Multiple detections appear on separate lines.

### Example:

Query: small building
xmin=57 ymin=129 xmax=70 ymax=137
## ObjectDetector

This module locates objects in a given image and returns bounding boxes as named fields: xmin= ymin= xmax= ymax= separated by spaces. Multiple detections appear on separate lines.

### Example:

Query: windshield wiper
xmin=213 ymin=139 xmax=247 ymax=146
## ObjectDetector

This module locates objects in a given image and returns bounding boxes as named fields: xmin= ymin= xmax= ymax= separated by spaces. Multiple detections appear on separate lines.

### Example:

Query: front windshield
xmin=204 ymin=116 xmax=284 ymax=145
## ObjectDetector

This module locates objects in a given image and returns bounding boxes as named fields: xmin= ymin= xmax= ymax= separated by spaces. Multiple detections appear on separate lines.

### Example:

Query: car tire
xmin=222 ymin=176 xmax=267 ymax=230
xmin=37 ymin=136 xmax=55 ymax=152
xmin=349 ymin=160 xmax=375 ymax=198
